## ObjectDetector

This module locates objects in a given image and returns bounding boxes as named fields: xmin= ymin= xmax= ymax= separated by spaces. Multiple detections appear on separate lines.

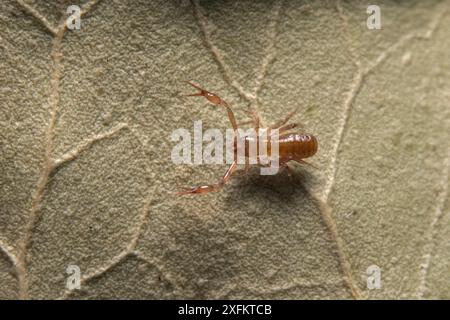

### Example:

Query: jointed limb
xmin=178 ymin=161 xmax=238 ymax=195
xmin=270 ymin=109 xmax=301 ymax=129
xmin=181 ymin=82 xmax=241 ymax=195
xmin=278 ymin=123 xmax=301 ymax=134
xmin=186 ymin=81 xmax=238 ymax=133
xmin=238 ymin=110 xmax=261 ymax=128
xmin=296 ymin=159 xmax=318 ymax=169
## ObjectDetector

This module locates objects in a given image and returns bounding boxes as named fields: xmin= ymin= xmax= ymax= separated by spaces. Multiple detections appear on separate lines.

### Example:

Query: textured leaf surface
xmin=0 ymin=0 xmax=449 ymax=299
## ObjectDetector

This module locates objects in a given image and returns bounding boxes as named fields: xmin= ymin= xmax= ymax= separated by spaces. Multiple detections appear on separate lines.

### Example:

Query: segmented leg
xmin=278 ymin=122 xmax=300 ymax=133
xmin=250 ymin=111 xmax=260 ymax=132
xmin=180 ymin=82 xmax=240 ymax=195
xmin=269 ymin=109 xmax=298 ymax=129
xmin=296 ymin=159 xmax=318 ymax=169
xmin=238 ymin=110 xmax=261 ymax=128
xmin=186 ymin=81 xmax=238 ymax=132
xmin=178 ymin=161 xmax=237 ymax=195
xmin=273 ymin=159 xmax=316 ymax=177
xmin=283 ymin=163 xmax=294 ymax=176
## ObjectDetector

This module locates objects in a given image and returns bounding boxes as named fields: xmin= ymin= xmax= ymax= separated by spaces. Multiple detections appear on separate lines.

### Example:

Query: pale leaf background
xmin=0 ymin=0 xmax=449 ymax=299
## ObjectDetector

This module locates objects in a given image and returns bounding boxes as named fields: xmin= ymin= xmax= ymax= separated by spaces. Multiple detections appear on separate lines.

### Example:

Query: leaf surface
xmin=0 ymin=0 xmax=449 ymax=299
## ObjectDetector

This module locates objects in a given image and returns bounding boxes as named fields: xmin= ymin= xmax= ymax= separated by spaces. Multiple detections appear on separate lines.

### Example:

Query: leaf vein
xmin=251 ymin=0 xmax=282 ymax=119
xmin=52 ymin=123 xmax=128 ymax=169
xmin=15 ymin=0 xmax=105 ymax=300
xmin=15 ymin=0 xmax=58 ymax=35
xmin=316 ymin=1 xmax=448 ymax=300
xmin=417 ymin=147 xmax=450 ymax=298
xmin=190 ymin=0 xmax=254 ymax=103
xmin=60 ymin=195 xmax=153 ymax=299
xmin=0 ymin=238 xmax=19 ymax=268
